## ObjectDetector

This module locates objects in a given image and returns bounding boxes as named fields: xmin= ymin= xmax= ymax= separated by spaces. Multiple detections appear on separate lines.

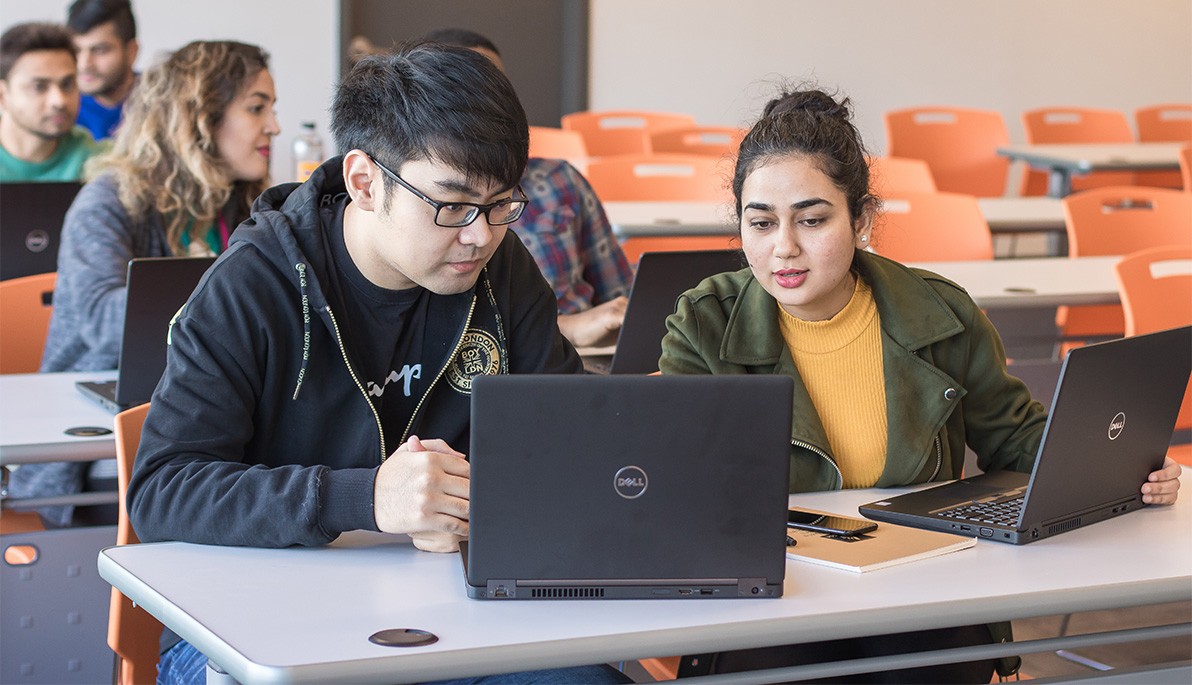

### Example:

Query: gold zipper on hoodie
xmin=400 ymin=295 xmax=477 ymax=446
xmin=326 ymin=305 xmax=387 ymax=462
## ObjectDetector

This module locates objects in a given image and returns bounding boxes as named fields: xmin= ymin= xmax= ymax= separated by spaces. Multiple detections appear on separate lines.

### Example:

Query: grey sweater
xmin=41 ymin=174 xmax=172 ymax=372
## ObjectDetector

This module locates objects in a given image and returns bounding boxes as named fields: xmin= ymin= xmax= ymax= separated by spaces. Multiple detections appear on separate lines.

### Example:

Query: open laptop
xmin=0 ymin=181 xmax=81 ymax=280
xmin=860 ymin=326 xmax=1192 ymax=544
xmin=599 ymin=249 xmax=743 ymax=375
xmin=462 ymin=374 xmax=793 ymax=599
xmin=76 ymin=257 xmax=215 ymax=413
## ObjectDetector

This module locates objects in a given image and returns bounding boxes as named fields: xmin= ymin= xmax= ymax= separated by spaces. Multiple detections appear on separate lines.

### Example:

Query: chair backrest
xmin=884 ymin=107 xmax=1010 ymax=197
xmin=1062 ymin=186 xmax=1192 ymax=257
xmin=1135 ymin=103 xmax=1192 ymax=143
xmin=584 ymin=154 xmax=732 ymax=204
xmin=107 ymin=402 xmax=162 ymax=685
xmin=1114 ymin=245 xmax=1192 ymax=431
xmin=873 ymin=191 xmax=994 ymax=262
xmin=649 ymin=126 xmax=746 ymax=158
xmin=560 ymin=110 xmax=697 ymax=157
xmin=868 ymin=156 xmax=938 ymax=196
xmin=0 ymin=272 xmax=56 ymax=374
xmin=1020 ymin=107 xmax=1135 ymax=196
xmin=528 ymin=126 xmax=589 ymax=172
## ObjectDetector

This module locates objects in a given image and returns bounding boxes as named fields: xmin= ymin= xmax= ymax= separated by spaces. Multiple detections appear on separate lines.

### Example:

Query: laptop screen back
xmin=0 ymin=181 xmax=81 ymax=280
xmin=467 ymin=374 xmax=792 ymax=587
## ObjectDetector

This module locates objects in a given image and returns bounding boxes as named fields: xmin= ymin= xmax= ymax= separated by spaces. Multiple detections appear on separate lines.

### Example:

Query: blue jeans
xmin=158 ymin=640 xmax=633 ymax=684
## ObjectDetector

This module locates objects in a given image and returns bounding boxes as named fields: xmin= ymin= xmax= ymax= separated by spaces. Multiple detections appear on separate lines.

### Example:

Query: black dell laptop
xmin=462 ymin=374 xmax=793 ymax=599
xmin=600 ymin=249 xmax=743 ymax=375
xmin=76 ymin=257 xmax=215 ymax=413
xmin=0 ymin=181 xmax=81 ymax=280
xmin=860 ymin=326 xmax=1192 ymax=544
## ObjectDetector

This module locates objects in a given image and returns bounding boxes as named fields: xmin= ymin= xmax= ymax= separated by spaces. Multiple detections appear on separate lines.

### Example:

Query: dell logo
xmin=614 ymin=466 xmax=648 ymax=499
xmin=1108 ymin=412 xmax=1126 ymax=440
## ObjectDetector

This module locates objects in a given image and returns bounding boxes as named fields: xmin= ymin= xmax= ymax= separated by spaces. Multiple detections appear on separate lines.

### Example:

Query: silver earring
xmin=860 ymin=235 xmax=869 ymax=243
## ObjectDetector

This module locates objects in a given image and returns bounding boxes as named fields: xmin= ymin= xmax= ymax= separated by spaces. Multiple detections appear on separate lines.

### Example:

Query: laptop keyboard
xmin=939 ymin=494 xmax=1023 ymax=527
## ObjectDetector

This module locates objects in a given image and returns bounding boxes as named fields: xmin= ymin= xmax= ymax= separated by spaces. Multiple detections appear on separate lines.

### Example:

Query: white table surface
xmin=606 ymin=198 xmax=1066 ymax=239
xmin=98 ymin=474 xmax=1190 ymax=685
xmin=996 ymin=142 xmax=1185 ymax=173
xmin=907 ymin=255 xmax=1120 ymax=309
xmin=0 ymin=371 xmax=118 ymax=465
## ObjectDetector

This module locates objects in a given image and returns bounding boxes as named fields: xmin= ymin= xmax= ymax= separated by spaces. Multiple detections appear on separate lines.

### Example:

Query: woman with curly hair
xmin=20 ymin=41 xmax=278 ymax=527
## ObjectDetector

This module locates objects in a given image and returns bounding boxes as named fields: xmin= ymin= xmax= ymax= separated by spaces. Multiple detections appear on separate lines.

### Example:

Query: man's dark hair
xmin=0 ymin=23 xmax=77 ymax=81
xmin=331 ymin=40 xmax=528 ymax=203
xmin=67 ymin=0 xmax=137 ymax=43
xmin=420 ymin=28 xmax=500 ymax=57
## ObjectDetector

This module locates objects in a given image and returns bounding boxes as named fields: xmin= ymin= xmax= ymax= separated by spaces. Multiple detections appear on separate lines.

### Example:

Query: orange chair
xmin=1114 ymin=245 xmax=1192 ymax=465
xmin=1059 ymin=187 xmax=1192 ymax=343
xmin=884 ymin=107 xmax=1010 ymax=197
xmin=868 ymin=156 xmax=937 ymax=196
xmin=618 ymin=235 xmax=738 ymax=266
xmin=1020 ymin=107 xmax=1135 ymax=196
xmin=1134 ymin=104 xmax=1192 ymax=189
xmin=528 ymin=126 xmax=589 ymax=172
xmin=1181 ymin=147 xmax=1192 ymax=192
xmin=107 ymin=402 xmax=162 ymax=685
xmin=0 ymin=272 xmax=56 ymax=374
xmin=650 ymin=126 xmax=746 ymax=158
xmin=872 ymin=191 xmax=994 ymax=263
xmin=560 ymin=110 xmax=696 ymax=157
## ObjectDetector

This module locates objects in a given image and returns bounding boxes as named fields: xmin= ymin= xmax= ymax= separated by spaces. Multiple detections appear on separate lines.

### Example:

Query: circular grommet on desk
xmin=943 ymin=388 xmax=958 ymax=401
xmin=368 ymin=628 xmax=439 ymax=647
xmin=64 ymin=426 xmax=113 ymax=437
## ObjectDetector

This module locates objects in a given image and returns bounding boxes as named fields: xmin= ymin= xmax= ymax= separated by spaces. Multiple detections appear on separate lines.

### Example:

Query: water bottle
xmin=292 ymin=121 xmax=324 ymax=183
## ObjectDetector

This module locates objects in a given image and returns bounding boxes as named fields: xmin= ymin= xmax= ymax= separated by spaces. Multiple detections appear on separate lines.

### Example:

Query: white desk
xmin=908 ymin=256 xmax=1120 ymax=310
xmin=0 ymin=371 xmax=118 ymax=465
xmin=98 ymin=476 xmax=1190 ymax=684
xmin=996 ymin=143 xmax=1185 ymax=197
xmin=607 ymin=198 xmax=1066 ymax=239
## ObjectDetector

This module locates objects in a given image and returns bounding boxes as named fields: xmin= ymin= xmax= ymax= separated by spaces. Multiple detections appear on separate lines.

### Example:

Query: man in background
xmin=422 ymin=28 xmax=635 ymax=351
xmin=0 ymin=22 xmax=98 ymax=181
xmin=67 ymin=0 xmax=138 ymax=141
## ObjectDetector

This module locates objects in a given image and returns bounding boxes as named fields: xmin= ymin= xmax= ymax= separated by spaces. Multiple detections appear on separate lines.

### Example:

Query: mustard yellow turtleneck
xmin=778 ymin=278 xmax=887 ymax=488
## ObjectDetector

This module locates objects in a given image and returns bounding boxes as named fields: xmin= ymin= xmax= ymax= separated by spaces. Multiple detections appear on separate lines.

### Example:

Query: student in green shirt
xmin=0 ymin=22 xmax=99 ymax=181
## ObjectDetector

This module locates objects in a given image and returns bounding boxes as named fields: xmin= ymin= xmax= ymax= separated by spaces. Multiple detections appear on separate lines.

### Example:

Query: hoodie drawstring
xmin=293 ymin=263 xmax=312 ymax=400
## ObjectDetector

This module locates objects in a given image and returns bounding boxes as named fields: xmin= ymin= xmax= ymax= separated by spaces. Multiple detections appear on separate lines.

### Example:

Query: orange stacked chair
xmin=0 ymin=272 xmax=56 ymax=374
xmin=560 ymin=110 xmax=696 ymax=157
xmin=872 ymin=191 xmax=993 ymax=263
xmin=650 ymin=126 xmax=746 ymax=158
xmin=528 ymin=125 xmax=589 ymax=172
xmin=868 ymin=156 xmax=938 ymax=196
xmin=884 ymin=107 xmax=1011 ymax=197
xmin=1020 ymin=107 xmax=1135 ymax=196
xmin=1060 ymin=187 xmax=1192 ymax=348
xmin=1134 ymin=104 xmax=1192 ymax=189
xmin=1113 ymin=245 xmax=1192 ymax=466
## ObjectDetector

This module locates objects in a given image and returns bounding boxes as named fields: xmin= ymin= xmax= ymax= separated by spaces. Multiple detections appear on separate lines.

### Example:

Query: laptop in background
xmin=0 ymin=181 xmax=81 ymax=280
xmin=76 ymin=257 xmax=216 ymax=413
xmin=602 ymin=249 xmax=742 ymax=375
xmin=462 ymin=374 xmax=793 ymax=599
xmin=860 ymin=326 xmax=1192 ymax=544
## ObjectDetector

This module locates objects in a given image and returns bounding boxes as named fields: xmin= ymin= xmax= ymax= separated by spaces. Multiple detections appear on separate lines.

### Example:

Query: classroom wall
xmin=589 ymin=0 xmax=1192 ymax=165
xmin=1 ymin=0 xmax=340 ymax=183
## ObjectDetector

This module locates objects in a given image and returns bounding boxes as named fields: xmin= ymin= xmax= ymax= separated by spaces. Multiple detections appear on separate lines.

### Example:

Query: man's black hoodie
xmin=128 ymin=157 xmax=581 ymax=548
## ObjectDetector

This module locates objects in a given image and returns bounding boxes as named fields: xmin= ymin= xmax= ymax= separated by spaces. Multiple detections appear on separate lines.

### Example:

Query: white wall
xmin=590 ymin=0 xmax=1192 ymax=166
xmin=2 ymin=0 xmax=340 ymax=182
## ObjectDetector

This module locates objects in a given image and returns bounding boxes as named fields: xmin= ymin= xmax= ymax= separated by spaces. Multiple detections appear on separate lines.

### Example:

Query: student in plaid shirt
xmin=423 ymin=28 xmax=634 ymax=349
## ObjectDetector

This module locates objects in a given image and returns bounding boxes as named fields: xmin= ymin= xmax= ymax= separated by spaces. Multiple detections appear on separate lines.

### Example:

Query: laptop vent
xmin=531 ymin=587 xmax=605 ymax=599
xmin=1049 ymin=518 xmax=1081 ymax=536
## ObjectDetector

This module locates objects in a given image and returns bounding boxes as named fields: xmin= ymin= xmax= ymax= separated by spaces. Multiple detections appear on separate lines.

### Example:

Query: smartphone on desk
xmin=787 ymin=508 xmax=877 ymax=536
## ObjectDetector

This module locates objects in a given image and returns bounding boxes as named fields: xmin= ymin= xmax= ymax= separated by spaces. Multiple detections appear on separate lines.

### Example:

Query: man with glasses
xmin=129 ymin=43 xmax=626 ymax=684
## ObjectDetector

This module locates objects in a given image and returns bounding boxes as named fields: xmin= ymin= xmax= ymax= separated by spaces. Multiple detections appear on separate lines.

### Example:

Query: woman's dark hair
xmin=732 ymin=88 xmax=874 ymax=225
xmin=331 ymin=41 xmax=527 ymax=206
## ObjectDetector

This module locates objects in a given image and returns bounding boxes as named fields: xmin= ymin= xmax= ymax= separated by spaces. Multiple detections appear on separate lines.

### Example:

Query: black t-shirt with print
xmin=323 ymin=197 xmax=429 ymax=451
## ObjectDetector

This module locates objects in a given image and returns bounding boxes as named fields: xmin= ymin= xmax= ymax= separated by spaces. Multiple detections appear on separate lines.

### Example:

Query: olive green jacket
xmin=660 ymin=250 xmax=1048 ymax=493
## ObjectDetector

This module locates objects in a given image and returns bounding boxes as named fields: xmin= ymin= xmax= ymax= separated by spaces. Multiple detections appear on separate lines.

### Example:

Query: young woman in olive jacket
xmin=659 ymin=88 xmax=1182 ymax=683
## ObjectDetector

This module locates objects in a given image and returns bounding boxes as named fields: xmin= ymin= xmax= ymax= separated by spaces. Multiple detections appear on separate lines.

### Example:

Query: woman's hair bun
xmin=762 ymin=89 xmax=852 ymax=123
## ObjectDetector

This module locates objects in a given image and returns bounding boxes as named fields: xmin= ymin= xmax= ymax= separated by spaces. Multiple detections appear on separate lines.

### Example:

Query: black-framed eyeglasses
xmin=366 ymin=153 xmax=528 ymax=228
